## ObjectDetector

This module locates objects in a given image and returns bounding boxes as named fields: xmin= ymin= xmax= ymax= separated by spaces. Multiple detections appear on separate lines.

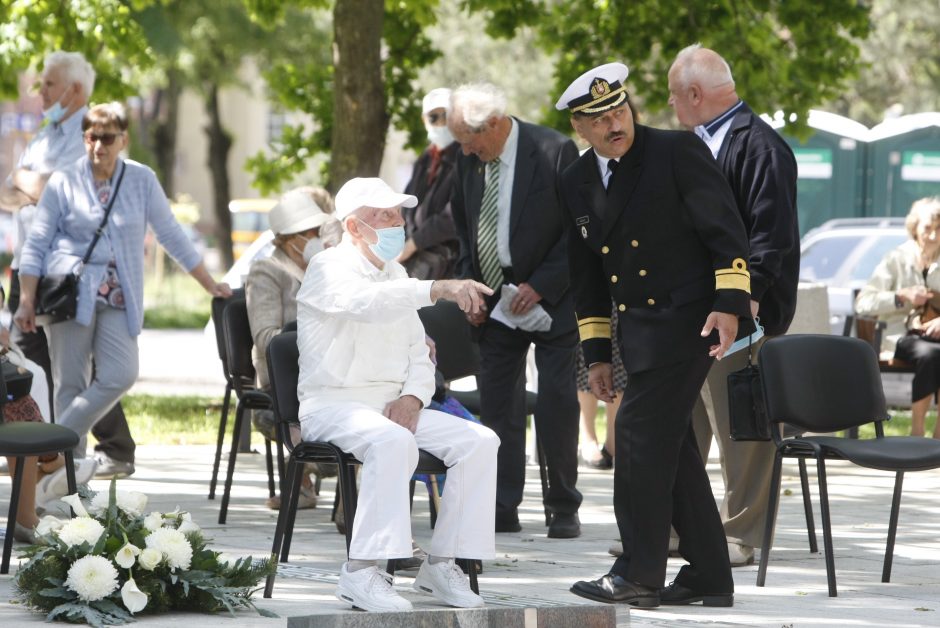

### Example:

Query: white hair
xmin=672 ymin=43 xmax=734 ymax=90
xmin=450 ymin=83 xmax=507 ymax=130
xmin=44 ymin=51 xmax=96 ymax=99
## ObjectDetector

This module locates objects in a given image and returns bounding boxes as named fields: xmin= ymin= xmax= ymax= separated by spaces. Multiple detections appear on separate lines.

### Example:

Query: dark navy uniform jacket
xmin=562 ymin=124 xmax=751 ymax=373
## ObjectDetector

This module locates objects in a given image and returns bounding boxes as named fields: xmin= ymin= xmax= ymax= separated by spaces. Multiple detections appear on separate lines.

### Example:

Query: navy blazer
xmin=451 ymin=119 xmax=579 ymax=335
xmin=716 ymin=103 xmax=800 ymax=336
xmin=562 ymin=125 xmax=751 ymax=373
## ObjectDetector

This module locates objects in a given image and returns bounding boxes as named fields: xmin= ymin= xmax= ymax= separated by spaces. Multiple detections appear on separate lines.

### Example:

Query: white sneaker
xmin=413 ymin=559 xmax=484 ymax=608
xmin=335 ymin=563 xmax=412 ymax=612
xmin=36 ymin=458 xmax=98 ymax=508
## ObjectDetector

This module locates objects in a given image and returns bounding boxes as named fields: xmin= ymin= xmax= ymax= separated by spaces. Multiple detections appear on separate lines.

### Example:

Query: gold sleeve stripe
xmin=578 ymin=316 xmax=611 ymax=326
xmin=578 ymin=321 xmax=611 ymax=342
xmin=715 ymin=258 xmax=751 ymax=293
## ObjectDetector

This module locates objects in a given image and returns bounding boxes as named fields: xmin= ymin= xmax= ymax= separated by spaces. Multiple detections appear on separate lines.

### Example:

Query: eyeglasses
xmin=84 ymin=132 xmax=122 ymax=146
xmin=426 ymin=112 xmax=446 ymax=124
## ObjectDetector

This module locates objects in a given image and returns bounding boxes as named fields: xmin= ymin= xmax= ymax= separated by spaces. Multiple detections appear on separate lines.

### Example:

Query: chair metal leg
xmin=815 ymin=457 xmax=838 ymax=597
xmin=63 ymin=450 xmax=77 ymax=496
xmin=2 ymin=456 xmax=25 ymax=575
xmin=428 ymin=475 xmax=441 ymax=529
xmin=341 ymin=459 xmax=359 ymax=555
xmin=798 ymin=458 xmax=818 ymax=553
xmin=275 ymin=439 xmax=287 ymax=498
xmin=264 ymin=438 xmax=276 ymax=498
xmin=455 ymin=558 xmax=480 ymax=594
xmin=536 ymin=430 xmax=551 ymax=527
xmin=279 ymin=459 xmax=305 ymax=563
xmin=265 ymin=458 xmax=300 ymax=598
xmin=218 ymin=400 xmax=245 ymax=525
xmin=386 ymin=558 xmax=398 ymax=578
xmin=882 ymin=471 xmax=904 ymax=583
xmin=209 ymin=382 xmax=232 ymax=500
xmin=757 ymin=452 xmax=783 ymax=587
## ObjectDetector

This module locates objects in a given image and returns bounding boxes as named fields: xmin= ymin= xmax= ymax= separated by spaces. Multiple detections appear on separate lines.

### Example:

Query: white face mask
xmin=426 ymin=123 xmax=454 ymax=149
xmin=302 ymin=237 xmax=324 ymax=262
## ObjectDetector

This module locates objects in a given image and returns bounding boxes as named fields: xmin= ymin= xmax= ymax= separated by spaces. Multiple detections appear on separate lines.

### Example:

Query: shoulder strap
xmin=80 ymin=161 xmax=127 ymax=267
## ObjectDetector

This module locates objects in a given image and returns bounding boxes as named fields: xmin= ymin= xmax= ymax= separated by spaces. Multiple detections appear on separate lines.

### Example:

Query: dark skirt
xmin=895 ymin=332 xmax=940 ymax=401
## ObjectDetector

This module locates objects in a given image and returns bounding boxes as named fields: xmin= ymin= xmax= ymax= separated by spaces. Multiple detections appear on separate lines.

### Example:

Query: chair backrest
xmin=211 ymin=288 xmax=245 ymax=378
xmin=417 ymin=300 xmax=481 ymax=381
xmin=221 ymin=294 xmax=257 ymax=393
xmin=759 ymin=334 xmax=889 ymax=433
xmin=266 ymin=331 xmax=300 ymax=451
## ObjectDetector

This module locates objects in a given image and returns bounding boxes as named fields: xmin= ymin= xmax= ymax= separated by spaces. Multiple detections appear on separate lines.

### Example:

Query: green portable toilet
xmin=867 ymin=113 xmax=940 ymax=217
xmin=770 ymin=110 xmax=869 ymax=236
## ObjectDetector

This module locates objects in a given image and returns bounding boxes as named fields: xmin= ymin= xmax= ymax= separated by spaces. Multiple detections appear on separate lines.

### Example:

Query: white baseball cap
xmin=268 ymin=189 xmax=333 ymax=235
xmin=422 ymin=88 xmax=451 ymax=115
xmin=334 ymin=177 xmax=417 ymax=220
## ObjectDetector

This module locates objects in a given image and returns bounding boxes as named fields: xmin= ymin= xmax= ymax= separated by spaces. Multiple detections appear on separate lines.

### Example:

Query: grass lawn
xmin=116 ymin=394 xmax=225 ymax=446
xmin=143 ymin=270 xmax=212 ymax=329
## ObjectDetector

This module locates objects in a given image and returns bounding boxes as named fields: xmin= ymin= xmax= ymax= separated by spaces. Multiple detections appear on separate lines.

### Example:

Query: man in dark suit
xmin=669 ymin=45 xmax=800 ymax=568
xmin=558 ymin=63 xmax=750 ymax=608
xmin=447 ymin=82 xmax=583 ymax=538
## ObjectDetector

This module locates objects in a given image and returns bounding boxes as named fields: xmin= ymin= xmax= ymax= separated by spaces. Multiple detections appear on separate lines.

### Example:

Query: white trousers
xmin=301 ymin=402 xmax=499 ymax=561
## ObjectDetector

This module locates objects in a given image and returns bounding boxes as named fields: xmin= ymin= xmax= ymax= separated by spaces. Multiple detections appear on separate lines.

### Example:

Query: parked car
xmin=799 ymin=217 xmax=908 ymax=335
xmin=229 ymin=198 xmax=276 ymax=260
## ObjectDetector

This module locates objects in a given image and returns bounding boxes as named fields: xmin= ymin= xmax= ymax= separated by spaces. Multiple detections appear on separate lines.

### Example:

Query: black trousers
xmin=611 ymin=355 xmax=732 ymax=591
xmin=477 ymin=319 xmax=581 ymax=521
xmin=10 ymin=273 xmax=135 ymax=463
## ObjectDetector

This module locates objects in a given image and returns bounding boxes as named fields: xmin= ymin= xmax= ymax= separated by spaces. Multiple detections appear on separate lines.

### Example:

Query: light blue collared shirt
xmin=19 ymin=157 xmax=202 ymax=337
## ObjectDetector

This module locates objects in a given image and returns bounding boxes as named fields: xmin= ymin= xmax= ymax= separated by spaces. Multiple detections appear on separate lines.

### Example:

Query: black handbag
xmin=1 ymin=353 xmax=34 ymax=403
xmin=727 ymin=324 xmax=771 ymax=441
xmin=35 ymin=163 xmax=126 ymax=325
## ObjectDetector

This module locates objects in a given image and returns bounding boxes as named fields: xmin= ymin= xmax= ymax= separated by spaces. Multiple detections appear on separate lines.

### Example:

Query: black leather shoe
xmin=495 ymin=516 xmax=522 ymax=533
xmin=570 ymin=574 xmax=660 ymax=607
xmin=547 ymin=512 xmax=581 ymax=538
xmin=660 ymin=581 xmax=734 ymax=607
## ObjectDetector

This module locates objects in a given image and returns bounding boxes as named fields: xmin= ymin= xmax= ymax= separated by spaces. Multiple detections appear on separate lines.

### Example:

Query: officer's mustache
xmin=605 ymin=131 xmax=626 ymax=143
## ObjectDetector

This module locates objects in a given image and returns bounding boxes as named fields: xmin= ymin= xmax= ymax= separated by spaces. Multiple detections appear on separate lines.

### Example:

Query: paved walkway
xmin=3 ymin=442 xmax=939 ymax=627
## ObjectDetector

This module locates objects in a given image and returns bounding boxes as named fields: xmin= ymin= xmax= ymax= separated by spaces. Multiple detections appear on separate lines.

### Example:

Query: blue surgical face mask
xmin=43 ymin=99 xmax=67 ymax=124
xmin=358 ymin=219 xmax=406 ymax=262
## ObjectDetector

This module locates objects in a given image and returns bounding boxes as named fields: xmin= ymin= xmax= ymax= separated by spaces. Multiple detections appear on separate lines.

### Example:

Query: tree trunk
xmin=152 ymin=68 xmax=182 ymax=198
xmin=204 ymin=83 xmax=234 ymax=269
xmin=329 ymin=0 xmax=387 ymax=193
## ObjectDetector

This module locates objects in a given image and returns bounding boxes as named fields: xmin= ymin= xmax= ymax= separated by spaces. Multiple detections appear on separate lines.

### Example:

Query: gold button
xmin=639 ymin=269 xmax=647 ymax=277
xmin=631 ymin=240 xmax=639 ymax=248
xmin=618 ymin=304 xmax=626 ymax=312
xmin=601 ymin=246 xmax=609 ymax=254
xmin=647 ymin=298 xmax=655 ymax=306
xmin=610 ymin=275 xmax=618 ymax=283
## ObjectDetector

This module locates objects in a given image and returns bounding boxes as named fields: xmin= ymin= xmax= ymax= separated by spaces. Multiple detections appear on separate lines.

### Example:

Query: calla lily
xmin=60 ymin=494 xmax=88 ymax=517
xmin=177 ymin=520 xmax=200 ymax=535
xmin=120 ymin=577 xmax=148 ymax=613
xmin=35 ymin=515 xmax=65 ymax=536
xmin=115 ymin=542 xmax=141 ymax=569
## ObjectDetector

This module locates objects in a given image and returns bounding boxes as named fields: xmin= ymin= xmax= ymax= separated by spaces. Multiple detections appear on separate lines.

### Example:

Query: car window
xmin=800 ymin=236 xmax=863 ymax=282
xmin=849 ymin=234 xmax=907 ymax=282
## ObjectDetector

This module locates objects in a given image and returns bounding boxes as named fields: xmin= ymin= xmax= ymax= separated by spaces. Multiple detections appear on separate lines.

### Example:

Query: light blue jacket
xmin=19 ymin=157 xmax=201 ymax=337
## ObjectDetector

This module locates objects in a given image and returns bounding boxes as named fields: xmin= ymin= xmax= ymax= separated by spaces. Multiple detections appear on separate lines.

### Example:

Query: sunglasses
xmin=426 ymin=112 xmax=446 ymax=124
xmin=84 ymin=132 xmax=122 ymax=146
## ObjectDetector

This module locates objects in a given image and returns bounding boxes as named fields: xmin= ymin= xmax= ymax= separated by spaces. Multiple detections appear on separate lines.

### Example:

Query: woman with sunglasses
xmin=14 ymin=101 xmax=231 ymax=463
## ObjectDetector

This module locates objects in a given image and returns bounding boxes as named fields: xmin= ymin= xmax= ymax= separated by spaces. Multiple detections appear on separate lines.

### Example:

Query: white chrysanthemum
xmin=89 ymin=490 xmax=149 ymax=517
xmin=145 ymin=527 xmax=192 ymax=571
xmin=121 ymin=577 xmax=148 ymax=613
xmin=138 ymin=547 xmax=162 ymax=571
xmin=177 ymin=519 xmax=200 ymax=535
xmin=35 ymin=515 xmax=65 ymax=537
xmin=56 ymin=517 xmax=106 ymax=548
xmin=114 ymin=542 xmax=141 ymax=569
xmin=65 ymin=555 xmax=119 ymax=601
xmin=143 ymin=512 xmax=164 ymax=531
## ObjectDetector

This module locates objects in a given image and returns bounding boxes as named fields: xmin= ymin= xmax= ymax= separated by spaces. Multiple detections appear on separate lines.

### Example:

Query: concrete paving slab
xmin=3 ymin=444 xmax=940 ymax=627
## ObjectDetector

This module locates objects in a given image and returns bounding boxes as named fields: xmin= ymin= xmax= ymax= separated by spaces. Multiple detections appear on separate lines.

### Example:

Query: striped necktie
xmin=477 ymin=158 xmax=502 ymax=288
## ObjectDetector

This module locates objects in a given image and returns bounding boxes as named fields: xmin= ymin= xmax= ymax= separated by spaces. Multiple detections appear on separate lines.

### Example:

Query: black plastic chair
xmin=208 ymin=288 xmax=242 ymax=500
xmin=418 ymin=300 xmax=550 ymax=526
xmin=262 ymin=331 xmax=479 ymax=598
xmin=216 ymin=295 xmax=282 ymax=525
xmin=756 ymin=334 xmax=940 ymax=597
xmin=1 ymin=382 xmax=79 ymax=573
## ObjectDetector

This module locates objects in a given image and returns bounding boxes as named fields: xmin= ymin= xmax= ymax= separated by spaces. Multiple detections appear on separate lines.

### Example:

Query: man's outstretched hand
xmin=430 ymin=279 xmax=493 ymax=316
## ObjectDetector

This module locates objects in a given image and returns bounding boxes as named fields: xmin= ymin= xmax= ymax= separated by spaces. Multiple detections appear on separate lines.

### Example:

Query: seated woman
xmin=856 ymin=196 xmax=940 ymax=438
xmin=245 ymin=186 xmax=340 ymax=510
xmin=14 ymin=103 xmax=230 ymax=476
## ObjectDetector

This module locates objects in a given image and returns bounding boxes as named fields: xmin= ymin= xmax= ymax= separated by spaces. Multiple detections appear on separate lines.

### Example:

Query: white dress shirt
xmin=296 ymin=238 xmax=436 ymax=417
xmin=493 ymin=118 xmax=519 ymax=268
xmin=694 ymin=100 xmax=744 ymax=158
xmin=594 ymin=151 xmax=620 ymax=189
